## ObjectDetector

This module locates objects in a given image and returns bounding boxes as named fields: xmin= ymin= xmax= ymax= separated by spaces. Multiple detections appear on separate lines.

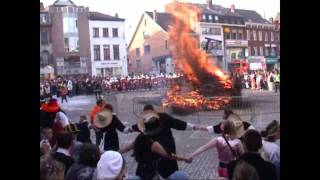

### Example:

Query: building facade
xmin=127 ymin=11 xmax=173 ymax=75
xmin=89 ymin=12 xmax=128 ymax=77
xmin=40 ymin=3 xmax=54 ymax=77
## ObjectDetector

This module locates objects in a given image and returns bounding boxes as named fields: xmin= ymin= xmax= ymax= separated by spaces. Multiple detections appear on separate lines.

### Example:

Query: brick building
xmin=48 ymin=0 xmax=91 ymax=76
xmin=40 ymin=3 xmax=54 ymax=77
xmin=127 ymin=11 xmax=173 ymax=75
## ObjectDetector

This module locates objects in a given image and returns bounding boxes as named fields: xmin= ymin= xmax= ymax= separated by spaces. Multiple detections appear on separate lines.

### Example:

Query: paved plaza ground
xmin=59 ymin=89 xmax=280 ymax=179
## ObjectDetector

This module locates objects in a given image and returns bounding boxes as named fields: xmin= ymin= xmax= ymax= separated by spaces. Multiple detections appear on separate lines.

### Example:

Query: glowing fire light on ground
xmin=163 ymin=2 xmax=233 ymax=111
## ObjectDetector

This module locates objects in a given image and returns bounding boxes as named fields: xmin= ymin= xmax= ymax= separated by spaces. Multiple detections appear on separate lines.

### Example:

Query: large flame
xmin=163 ymin=2 xmax=233 ymax=111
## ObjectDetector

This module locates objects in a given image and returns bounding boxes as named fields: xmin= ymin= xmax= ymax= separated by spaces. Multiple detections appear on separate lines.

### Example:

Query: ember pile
xmin=163 ymin=2 xmax=233 ymax=111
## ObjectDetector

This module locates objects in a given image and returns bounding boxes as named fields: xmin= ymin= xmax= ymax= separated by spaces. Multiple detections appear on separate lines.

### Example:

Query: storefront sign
xmin=266 ymin=57 xmax=278 ymax=64
xmin=95 ymin=61 xmax=122 ymax=68
xmin=225 ymin=40 xmax=248 ymax=47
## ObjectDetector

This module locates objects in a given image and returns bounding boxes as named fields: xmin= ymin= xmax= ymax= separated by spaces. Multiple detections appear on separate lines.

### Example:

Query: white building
xmin=89 ymin=12 xmax=128 ymax=77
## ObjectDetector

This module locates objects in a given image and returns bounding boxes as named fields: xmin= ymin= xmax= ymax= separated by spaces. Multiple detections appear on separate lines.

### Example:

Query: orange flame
xmin=163 ymin=2 xmax=233 ymax=111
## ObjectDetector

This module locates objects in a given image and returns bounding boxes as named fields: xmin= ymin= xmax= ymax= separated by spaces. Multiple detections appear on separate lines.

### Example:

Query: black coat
xmin=76 ymin=122 xmax=91 ymax=143
xmin=40 ymin=110 xmax=57 ymax=129
xmin=99 ymin=115 xmax=126 ymax=151
xmin=227 ymin=153 xmax=277 ymax=180
xmin=52 ymin=152 xmax=74 ymax=175
xmin=132 ymin=113 xmax=187 ymax=178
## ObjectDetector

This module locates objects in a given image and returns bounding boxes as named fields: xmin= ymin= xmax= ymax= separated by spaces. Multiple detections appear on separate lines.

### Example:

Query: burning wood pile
xmin=163 ymin=2 xmax=234 ymax=111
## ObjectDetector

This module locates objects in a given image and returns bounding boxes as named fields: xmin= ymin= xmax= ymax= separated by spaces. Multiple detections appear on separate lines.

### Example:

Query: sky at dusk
xmin=41 ymin=0 xmax=280 ymax=43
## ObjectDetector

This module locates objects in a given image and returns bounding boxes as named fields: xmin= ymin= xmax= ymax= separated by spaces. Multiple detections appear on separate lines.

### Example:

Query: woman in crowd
xmin=188 ymin=120 xmax=244 ymax=178
xmin=120 ymin=110 xmax=190 ymax=180
xmin=65 ymin=143 xmax=100 ymax=180
xmin=40 ymin=156 xmax=66 ymax=180
xmin=260 ymin=120 xmax=280 ymax=178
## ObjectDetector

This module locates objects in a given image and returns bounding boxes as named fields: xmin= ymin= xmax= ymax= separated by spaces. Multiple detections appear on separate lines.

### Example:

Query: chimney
xmin=153 ymin=9 xmax=157 ymax=21
xmin=230 ymin=4 xmax=235 ymax=13
xmin=115 ymin=13 xmax=118 ymax=18
xmin=207 ymin=0 xmax=213 ymax=9
xmin=269 ymin=17 xmax=273 ymax=23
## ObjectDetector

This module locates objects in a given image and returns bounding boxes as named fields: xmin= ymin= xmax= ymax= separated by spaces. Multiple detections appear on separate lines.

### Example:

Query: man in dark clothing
xmin=227 ymin=129 xmax=277 ymax=180
xmin=130 ymin=104 xmax=200 ymax=178
xmin=76 ymin=115 xmax=91 ymax=143
xmin=51 ymin=132 xmax=75 ymax=175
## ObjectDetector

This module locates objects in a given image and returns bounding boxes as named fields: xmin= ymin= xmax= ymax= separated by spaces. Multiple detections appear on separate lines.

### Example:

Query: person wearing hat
xmin=90 ymin=99 xmax=106 ymax=146
xmin=51 ymin=108 xmax=71 ymax=146
xmin=188 ymin=120 xmax=244 ymax=178
xmin=120 ymin=111 xmax=190 ymax=180
xmin=197 ymin=109 xmax=255 ymax=140
xmin=94 ymin=104 xmax=130 ymax=152
xmin=260 ymin=120 xmax=280 ymax=178
xmin=63 ymin=123 xmax=83 ymax=163
xmin=40 ymin=98 xmax=60 ymax=129
xmin=128 ymin=104 xmax=200 ymax=179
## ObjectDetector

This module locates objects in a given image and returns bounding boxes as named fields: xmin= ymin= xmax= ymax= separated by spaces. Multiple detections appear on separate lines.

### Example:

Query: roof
xmin=53 ymin=0 xmax=76 ymax=7
xmin=89 ymin=12 xmax=125 ymax=21
xmin=234 ymin=9 xmax=270 ymax=24
xmin=145 ymin=11 xmax=172 ymax=31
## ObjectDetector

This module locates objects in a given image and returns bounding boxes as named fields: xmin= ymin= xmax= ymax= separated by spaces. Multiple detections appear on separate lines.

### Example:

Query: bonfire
xmin=163 ymin=2 xmax=233 ymax=111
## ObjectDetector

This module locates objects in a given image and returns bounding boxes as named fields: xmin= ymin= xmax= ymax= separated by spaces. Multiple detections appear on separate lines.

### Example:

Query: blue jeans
xmin=167 ymin=171 xmax=188 ymax=180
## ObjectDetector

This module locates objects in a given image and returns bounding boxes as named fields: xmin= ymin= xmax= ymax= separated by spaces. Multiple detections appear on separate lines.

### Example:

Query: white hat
xmin=96 ymin=151 xmax=124 ymax=180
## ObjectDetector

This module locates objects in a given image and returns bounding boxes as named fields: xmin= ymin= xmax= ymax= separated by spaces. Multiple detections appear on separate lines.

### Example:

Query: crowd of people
xmin=40 ymin=97 xmax=280 ymax=180
xmin=40 ymin=74 xmax=186 ymax=102
xmin=240 ymin=69 xmax=280 ymax=93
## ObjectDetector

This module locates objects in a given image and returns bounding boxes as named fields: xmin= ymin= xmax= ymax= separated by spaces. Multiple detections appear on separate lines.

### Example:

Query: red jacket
xmin=90 ymin=105 xmax=104 ymax=125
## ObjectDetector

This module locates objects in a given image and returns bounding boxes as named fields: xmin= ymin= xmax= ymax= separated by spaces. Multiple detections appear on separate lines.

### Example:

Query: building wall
xmin=128 ymin=13 xmax=170 ymax=74
xmin=89 ymin=20 xmax=128 ymax=76
xmin=78 ymin=7 xmax=91 ymax=75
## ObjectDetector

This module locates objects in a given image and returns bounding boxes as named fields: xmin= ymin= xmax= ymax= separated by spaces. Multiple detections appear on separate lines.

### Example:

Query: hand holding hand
xmin=184 ymin=156 xmax=192 ymax=163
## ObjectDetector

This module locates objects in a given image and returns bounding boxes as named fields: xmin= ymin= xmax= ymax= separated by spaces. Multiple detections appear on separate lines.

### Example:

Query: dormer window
xmin=208 ymin=15 xmax=213 ymax=21
xmin=202 ymin=14 xmax=206 ymax=21
xmin=215 ymin=16 xmax=219 ymax=21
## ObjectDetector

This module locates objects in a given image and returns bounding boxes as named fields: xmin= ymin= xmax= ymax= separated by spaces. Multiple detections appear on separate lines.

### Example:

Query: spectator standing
xmin=51 ymin=132 xmax=75 ymax=175
xmin=267 ymin=71 xmax=275 ymax=92
xmin=274 ymin=71 xmax=280 ymax=93
xmin=90 ymin=99 xmax=106 ymax=146
xmin=189 ymin=120 xmax=244 ymax=178
xmin=227 ymin=130 xmax=277 ymax=180
xmin=60 ymin=84 xmax=68 ymax=103
xmin=40 ymin=156 xmax=66 ymax=180
xmin=65 ymin=144 xmax=100 ymax=180
xmin=67 ymin=80 xmax=73 ymax=98
xmin=261 ymin=120 xmax=280 ymax=178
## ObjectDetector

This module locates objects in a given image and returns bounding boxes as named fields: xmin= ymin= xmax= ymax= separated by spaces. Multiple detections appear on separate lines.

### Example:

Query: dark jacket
xmin=227 ymin=153 xmax=277 ymax=180
xmin=77 ymin=122 xmax=91 ymax=143
xmin=99 ymin=115 xmax=126 ymax=151
xmin=52 ymin=152 xmax=74 ymax=175
xmin=132 ymin=112 xmax=187 ymax=178
xmin=65 ymin=163 xmax=96 ymax=180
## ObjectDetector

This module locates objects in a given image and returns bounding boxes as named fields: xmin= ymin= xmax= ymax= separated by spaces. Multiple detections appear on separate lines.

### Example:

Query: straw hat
xmin=94 ymin=109 xmax=113 ymax=128
xmin=137 ymin=110 xmax=161 ymax=134
xmin=227 ymin=113 xmax=246 ymax=138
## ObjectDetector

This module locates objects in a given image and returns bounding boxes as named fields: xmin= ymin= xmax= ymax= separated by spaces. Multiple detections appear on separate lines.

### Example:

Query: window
xmin=112 ymin=28 xmax=118 ymax=37
xmin=265 ymin=48 xmax=269 ymax=56
xmin=41 ymin=51 xmax=49 ymax=65
xmin=136 ymin=48 xmax=140 ymax=56
xmin=103 ymin=45 xmax=110 ymax=60
xmin=215 ymin=16 xmax=219 ymax=21
xmin=265 ymin=32 xmax=269 ymax=41
xmin=238 ymin=30 xmax=243 ymax=40
xmin=259 ymin=31 xmax=262 ymax=41
xmin=231 ymin=53 xmax=236 ymax=59
xmin=213 ymin=28 xmax=221 ymax=35
xmin=208 ymin=15 xmax=213 ymax=21
xmin=75 ymin=20 xmax=77 ymax=28
xmin=113 ymin=45 xmax=120 ymax=60
xmin=93 ymin=28 xmax=99 ymax=37
xmin=94 ymin=45 xmax=100 ymax=60
xmin=247 ymin=30 xmax=250 ymax=40
xmin=165 ymin=40 xmax=168 ymax=49
xmin=271 ymin=32 xmax=274 ymax=41
xmin=144 ymin=45 xmax=151 ymax=54
xmin=260 ymin=46 xmax=264 ymax=56
xmin=103 ymin=28 xmax=109 ymax=37
xmin=64 ymin=37 xmax=69 ymax=52
xmin=253 ymin=30 xmax=257 ymax=41
xmin=226 ymin=32 xmax=231 ymax=39
xmin=248 ymin=47 xmax=251 ymax=56
xmin=254 ymin=47 xmax=258 ymax=56
xmin=136 ymin=59 xmax=141 ymax=68
xmin=41 ymin=31 xmax=48 ymax=45
xmin=202 ymin=14 xmax=206 ymax=21
xmin=232 ymin=30 xmax=237 ymax=40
